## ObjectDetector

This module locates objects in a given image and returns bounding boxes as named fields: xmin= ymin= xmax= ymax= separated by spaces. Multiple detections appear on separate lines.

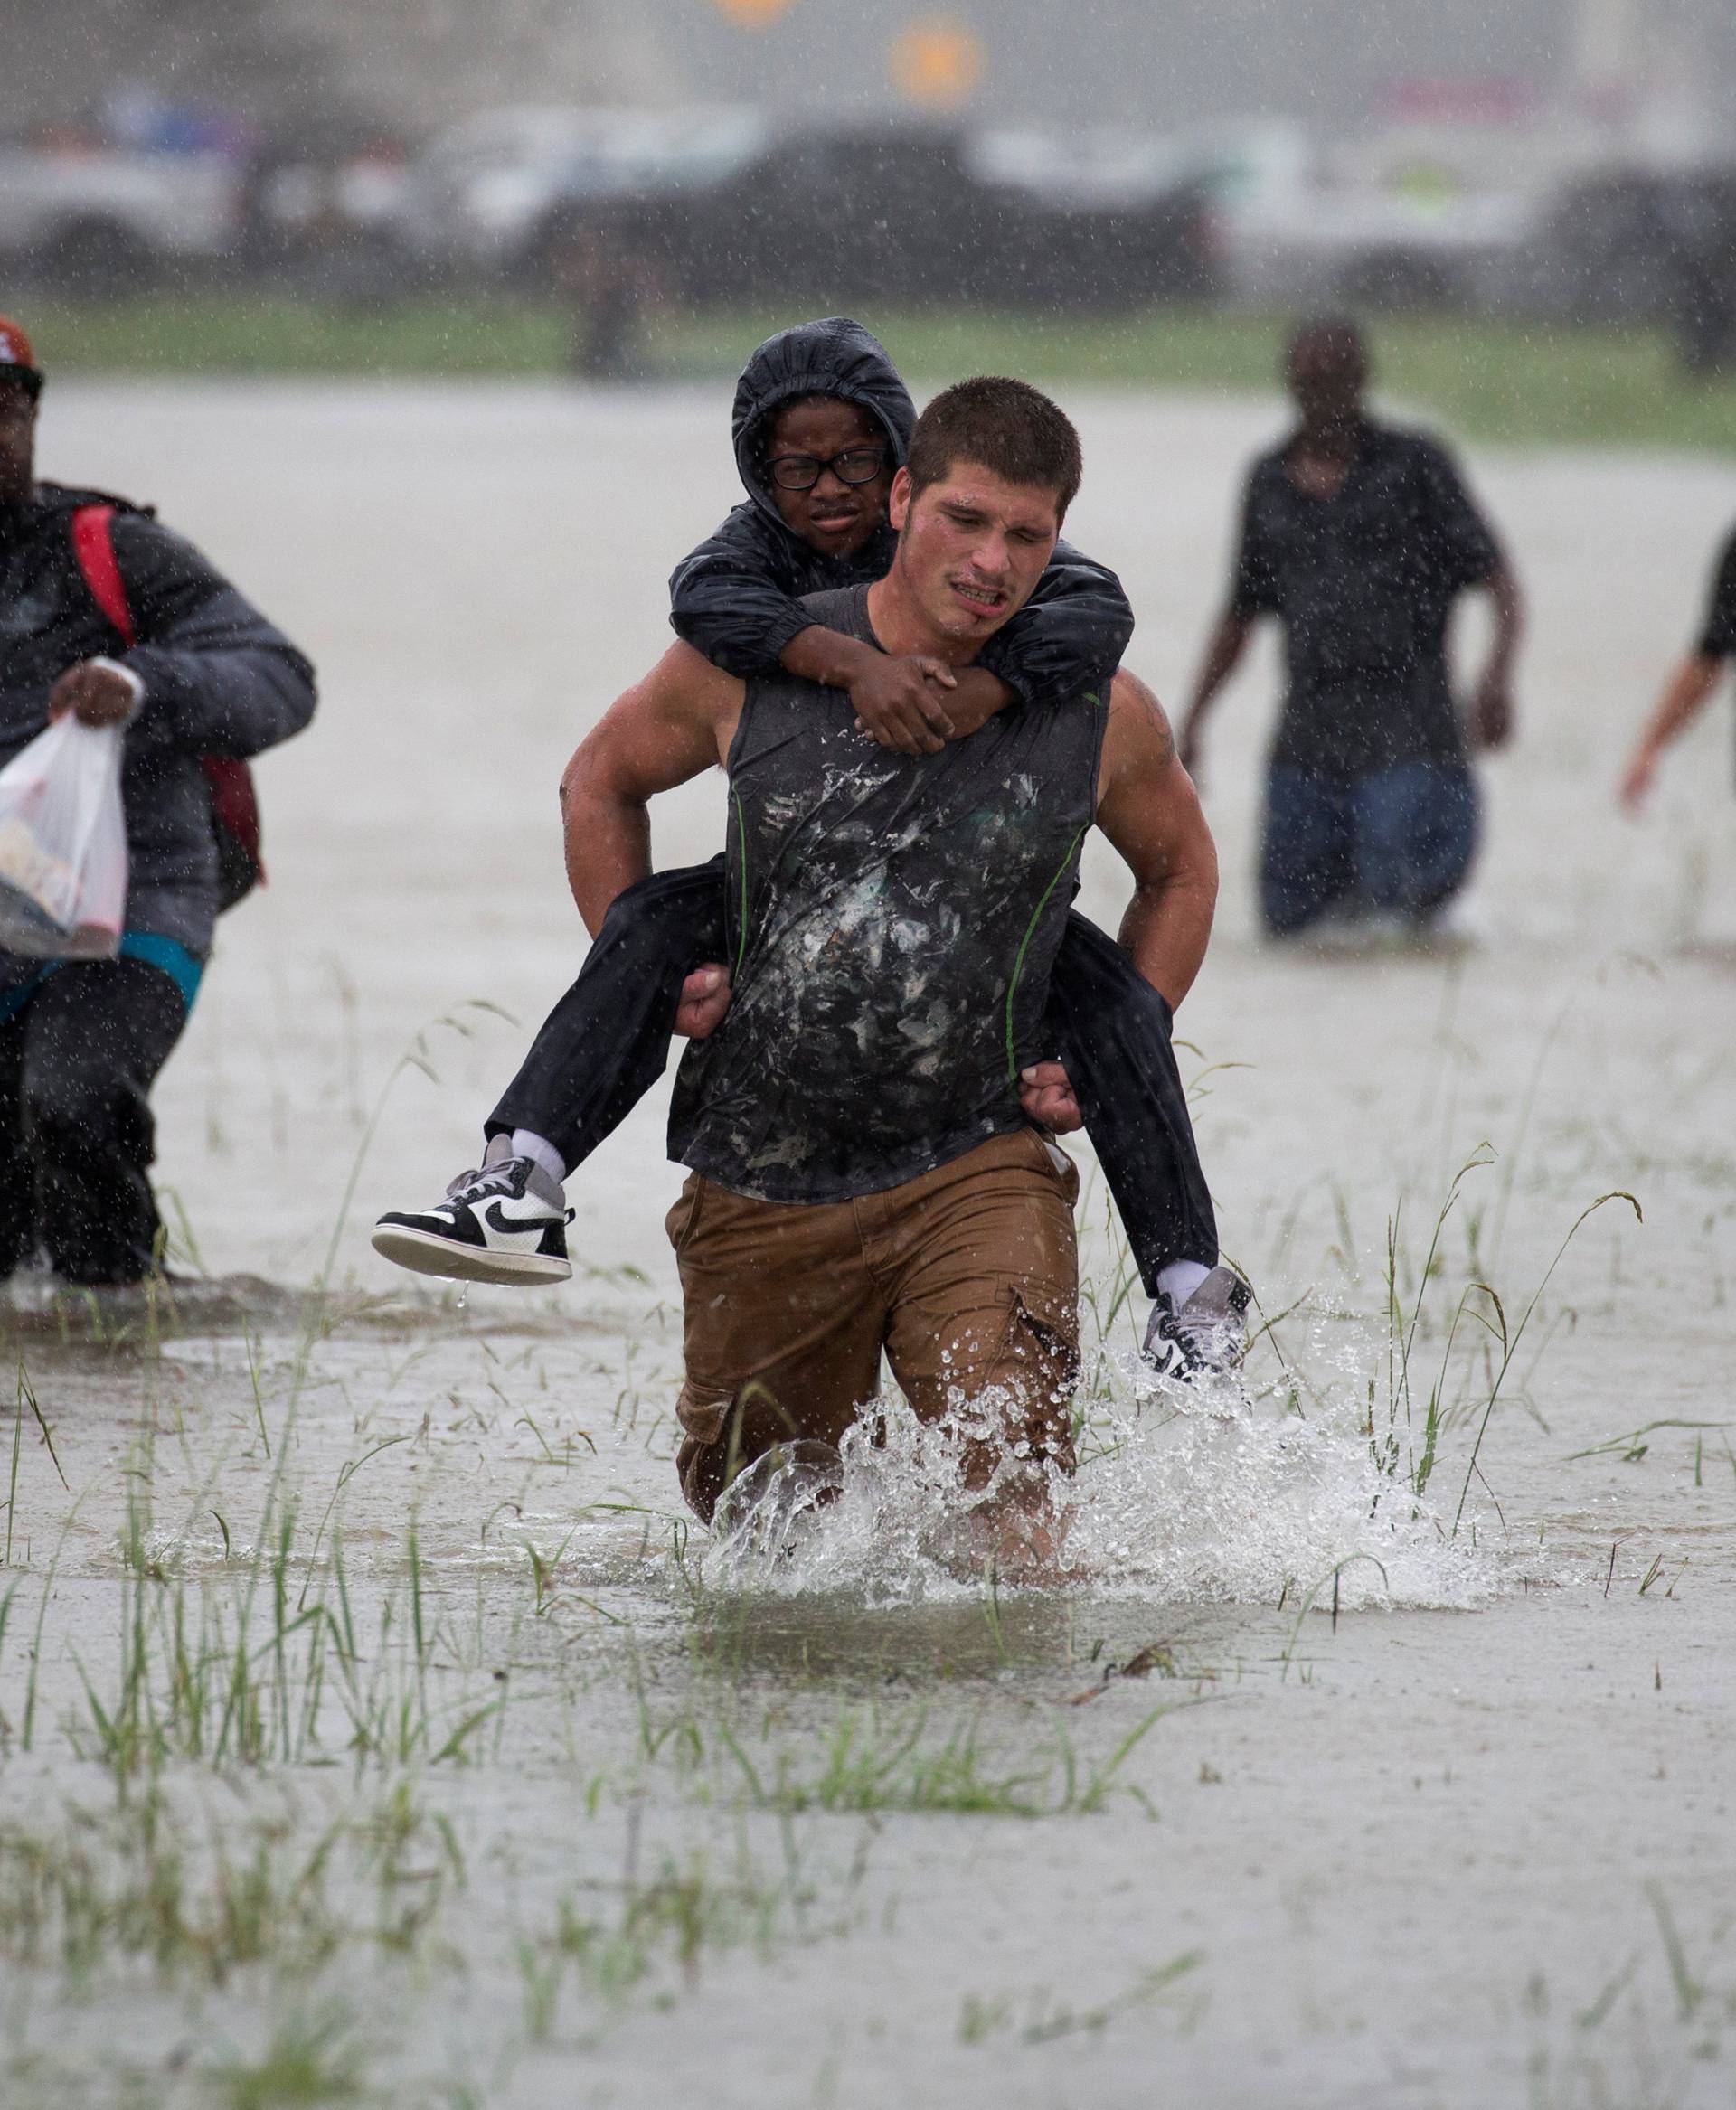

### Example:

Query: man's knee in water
xmin=1355 ymin=765 xmax=1478 ymax=912
xmin=1260 ymin=769 xmax=1355 ymax=935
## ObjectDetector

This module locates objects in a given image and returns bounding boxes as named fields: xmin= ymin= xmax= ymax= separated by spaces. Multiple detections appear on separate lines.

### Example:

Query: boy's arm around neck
xmin=666 ymin=499 xmax=1028 ymax=751
xmin=976 ymin=539 xmax=1135 ymax=711
xmin=913 ymin=539 xmax=1136 ymax=741
xmin=667 ymin=501 xmax=818 ymax=679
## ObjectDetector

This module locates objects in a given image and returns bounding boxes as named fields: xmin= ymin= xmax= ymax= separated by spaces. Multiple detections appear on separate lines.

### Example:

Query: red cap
xmin=0 ymin=317 xmax=42 ymax=392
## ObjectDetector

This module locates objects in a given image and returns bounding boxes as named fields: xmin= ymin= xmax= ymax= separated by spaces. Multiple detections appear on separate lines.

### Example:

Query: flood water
xmin=2 ymin=381 xmax=1733 ymax=2107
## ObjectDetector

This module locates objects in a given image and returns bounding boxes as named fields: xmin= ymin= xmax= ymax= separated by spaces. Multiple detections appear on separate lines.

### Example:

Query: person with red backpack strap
xmin=0 ymin=316 xmax=316 ymax=1286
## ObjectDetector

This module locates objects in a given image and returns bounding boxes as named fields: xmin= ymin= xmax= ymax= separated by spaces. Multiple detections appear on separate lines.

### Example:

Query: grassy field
xmin=21 ymin=293 xmax=1736 ymax=452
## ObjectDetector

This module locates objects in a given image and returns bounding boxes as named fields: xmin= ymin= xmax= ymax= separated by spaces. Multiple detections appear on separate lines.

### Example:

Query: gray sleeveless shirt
xmin=668 ymin=586 xmax=1107 ymax=1202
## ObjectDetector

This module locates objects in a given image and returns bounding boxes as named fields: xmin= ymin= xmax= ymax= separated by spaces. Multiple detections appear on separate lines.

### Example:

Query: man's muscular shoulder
xmin=644 ymin=639 xmax=743 ymax=710
xmin=636 ymin=640 xmax=746 ymax=765
xmin=1106 ymin=666 xmax=1176 ymax=769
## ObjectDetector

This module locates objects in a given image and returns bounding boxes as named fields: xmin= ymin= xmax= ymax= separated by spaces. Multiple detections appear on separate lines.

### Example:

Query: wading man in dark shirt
xmin=1179 ymin=318 xmax=1524 ymax=939
xmin=1619 ymin=522 xmax=1736 ymax=811
xmin=0 ymin=317 xmax=316 ymax=1285
xmin=558 ymin=379 xmax=1219 ymax=1553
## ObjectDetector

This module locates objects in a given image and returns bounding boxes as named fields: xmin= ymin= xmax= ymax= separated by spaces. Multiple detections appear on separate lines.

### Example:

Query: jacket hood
xmin=731 ymin=316 xmax=916 ymax=529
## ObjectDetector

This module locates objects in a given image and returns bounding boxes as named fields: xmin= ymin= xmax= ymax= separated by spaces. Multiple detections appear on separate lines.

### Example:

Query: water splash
xmin=701 ymin=1322 xmax=1499 ymax=1612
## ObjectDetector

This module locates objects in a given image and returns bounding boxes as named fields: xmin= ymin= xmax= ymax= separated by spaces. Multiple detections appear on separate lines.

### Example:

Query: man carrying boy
xmin=560 ymin=378 xmax=1218 ymax=1524
xmin=375 ymin=321 xmax=1244 ymax=1375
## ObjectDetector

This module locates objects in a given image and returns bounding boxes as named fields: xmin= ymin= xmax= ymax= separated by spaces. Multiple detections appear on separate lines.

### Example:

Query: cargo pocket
xmin=1008 ymin=1280 xmax=1080 ymax=1389
xmin=665 ymin=1173 xmax=707 ymax=1256
xmin=675 ymin=1376 xmax=740 ymax=1525
xmin=675 ymin=1375 xmax=735 ymax=1447
xmin=1001 ymin=1280 xmax=1080 ymax=1473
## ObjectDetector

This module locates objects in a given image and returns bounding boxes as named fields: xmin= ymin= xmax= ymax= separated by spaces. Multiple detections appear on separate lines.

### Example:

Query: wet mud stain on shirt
xmin=670 ymin=587 xmax=1105 ymax=1203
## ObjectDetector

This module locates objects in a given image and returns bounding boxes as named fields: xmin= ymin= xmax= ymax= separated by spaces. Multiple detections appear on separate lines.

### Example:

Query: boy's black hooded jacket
xmin=667 ymin=316 xmax=1133 ymax=707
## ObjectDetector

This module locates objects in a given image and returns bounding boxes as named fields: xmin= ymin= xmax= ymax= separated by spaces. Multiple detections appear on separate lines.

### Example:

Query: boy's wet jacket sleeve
xmin=976 ymin=538 xmax=1134 ymax=709
xmin=110 ymin=512 xmax=317 ymax=758
xmin=667 ymin=502 xmax=820 ymax=680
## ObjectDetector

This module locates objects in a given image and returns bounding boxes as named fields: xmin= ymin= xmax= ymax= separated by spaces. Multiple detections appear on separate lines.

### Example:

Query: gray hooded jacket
xmin=0 ymin=484 xmax=316 ymax=963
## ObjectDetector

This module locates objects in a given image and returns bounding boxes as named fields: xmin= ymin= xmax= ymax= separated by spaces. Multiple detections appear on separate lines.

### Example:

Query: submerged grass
xmin=1365 ymin=1144 xmax=1643 ymax=1531
xmin=63 ymin=1514 xmax=510 ymax=1776
xmin=958 ymin=1950 xmax=1206 ymax=2047
xmin=515 ymin=1828 xmax=868 ymax=2042
xmin=635 ymin=1687 xmax=1177 ymax=1820
xmin=206 ymin=2004 xmax=368 ymax=2110
xmin=0 ymin=1780 xmax=462 ymax=1990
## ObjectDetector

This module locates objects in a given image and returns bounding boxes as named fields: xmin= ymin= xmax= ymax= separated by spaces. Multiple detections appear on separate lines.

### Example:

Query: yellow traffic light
xmin=712 ymin=0 xmax=797 ymax=27
xmin=890 ymin=17 xmax=986 ymax=108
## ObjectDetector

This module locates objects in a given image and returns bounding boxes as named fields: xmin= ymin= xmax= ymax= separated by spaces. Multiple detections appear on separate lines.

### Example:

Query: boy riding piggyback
xmin=375 ymin=318 xmax=1248 ymax=1378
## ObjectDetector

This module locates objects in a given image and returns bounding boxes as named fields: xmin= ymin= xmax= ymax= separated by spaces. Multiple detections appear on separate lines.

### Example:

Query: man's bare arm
xmin=1620 ymin=650 xmax=1724 ymax=813
xmin=1470 ymin=562 xmax=1524 ymax=750
xmin=1019 ymin=670 xmax=1216 ymax=1133
xmin=1095 ymin=668 xmax=1219 ymax=1011
xmin=559 ymin=641 xmax=741 ymax=935
xmin=1175 ymin=609 xmax=1253 ymax=783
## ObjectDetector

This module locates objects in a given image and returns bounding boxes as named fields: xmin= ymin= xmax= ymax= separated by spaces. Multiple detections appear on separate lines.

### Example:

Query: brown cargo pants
xmin=666 ymin=1126 xmax=1081 ymax=1521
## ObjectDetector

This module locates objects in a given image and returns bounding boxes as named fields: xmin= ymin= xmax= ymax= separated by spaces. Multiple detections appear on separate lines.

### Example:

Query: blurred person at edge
xmin=1619 ymin=523 xmax=1736 ymax=812
xmin=0 ymin=319 xmax=316 ymax=1287
xmin=1178 ymin=318 xmax=1524 ymax=941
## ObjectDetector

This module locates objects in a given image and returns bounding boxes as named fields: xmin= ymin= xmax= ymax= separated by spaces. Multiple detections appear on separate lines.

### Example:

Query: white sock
xmin=1156 ymin=1258 xmax=1212 ymax=1310
xmin=511 ymin=1129 xmax=567 ymax=1189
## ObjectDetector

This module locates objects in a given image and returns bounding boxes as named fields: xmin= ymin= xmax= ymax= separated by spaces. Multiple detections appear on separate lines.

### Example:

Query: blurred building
xmin=5 ymin=0 xmax=1734 ymax=146
xmin=0 ymin=0 xmax=684 ymax=140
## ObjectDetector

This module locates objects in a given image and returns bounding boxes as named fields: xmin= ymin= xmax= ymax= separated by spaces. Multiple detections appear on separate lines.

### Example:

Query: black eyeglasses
xmin=766 ymin=445 xmax=888 ymax=492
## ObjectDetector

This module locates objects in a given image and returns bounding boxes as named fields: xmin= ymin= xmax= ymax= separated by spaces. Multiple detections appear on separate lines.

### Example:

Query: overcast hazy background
xmin=9 ymin=0 xmax=1736 ymax=137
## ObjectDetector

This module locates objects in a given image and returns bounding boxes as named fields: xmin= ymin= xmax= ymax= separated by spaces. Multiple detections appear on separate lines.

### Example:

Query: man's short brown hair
xmin=905 ymin=376 xmax=1082 ymax=522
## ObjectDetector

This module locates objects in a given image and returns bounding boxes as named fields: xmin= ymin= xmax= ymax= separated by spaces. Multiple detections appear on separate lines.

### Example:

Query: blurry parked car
xmin=0 ymin=133 xmax=245 ymax=293
xmin=1524 ymin=168 xmax=1736 ymax=369
xmin=391 ymin=106 xmax=1219 ymax=311
xmin=396 ymin=105 xmax=768 ymax=279
xmin=667 ymin=123 xmax=1014 ymax=306
xmin=969 ymin=127 xmax=1222 ymax=306
xmin=1223 ymin=175 xmax=1537 ymax=310
xmin=665 ymin=121 xmax=1216 ymax=309
xmin=1196 ymin=116 xmax=1551 ymax=312
xmin=244 ymin=127 xmax=419 ymax=294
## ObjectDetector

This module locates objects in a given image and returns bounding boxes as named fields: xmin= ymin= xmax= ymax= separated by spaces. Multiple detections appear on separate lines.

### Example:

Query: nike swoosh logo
xmin=482 ymin=1201 xmax=560 ymax=1244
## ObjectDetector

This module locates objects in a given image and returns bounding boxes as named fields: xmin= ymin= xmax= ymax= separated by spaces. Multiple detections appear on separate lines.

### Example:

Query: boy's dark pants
xmin=487 ymin=861 xmax=1218 ymax=1296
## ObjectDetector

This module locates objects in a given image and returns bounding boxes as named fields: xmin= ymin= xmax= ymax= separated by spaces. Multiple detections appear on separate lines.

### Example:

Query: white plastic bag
xmin=0 ymin=717 xmax=127 ymax=959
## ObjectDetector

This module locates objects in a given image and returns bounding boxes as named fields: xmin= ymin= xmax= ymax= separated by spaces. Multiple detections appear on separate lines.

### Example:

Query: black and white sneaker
xmin=1142 ymin=1264 xmax=1253 ymax=1381
xmin=372 ymin=1135 xmax=573 ymax=1286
